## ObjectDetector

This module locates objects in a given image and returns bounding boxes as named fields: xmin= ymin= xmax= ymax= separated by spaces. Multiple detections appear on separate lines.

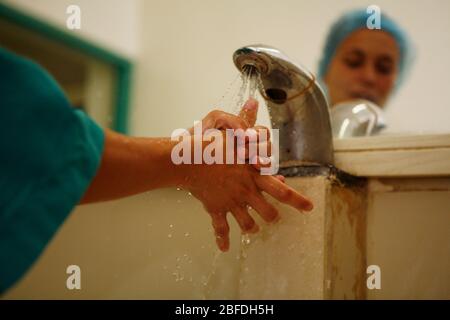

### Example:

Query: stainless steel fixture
xmin=233 ymin=44 xmax=334 ymax=166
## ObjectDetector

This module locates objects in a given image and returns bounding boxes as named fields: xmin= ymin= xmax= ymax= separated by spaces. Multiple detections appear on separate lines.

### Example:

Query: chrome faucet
xmin=233 ymin=44 xmax=334 ymax=166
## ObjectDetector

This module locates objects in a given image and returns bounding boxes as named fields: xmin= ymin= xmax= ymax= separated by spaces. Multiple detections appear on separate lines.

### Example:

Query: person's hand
xmin=183 ymin=157 xmax=313 ymax=252
xmin=189 ymin=99 xmax=262 ymax=132
xmin=181 ymin=99 xmax=314 ymax=252
xmin=188 ymin=99 xmax=277 ymax=176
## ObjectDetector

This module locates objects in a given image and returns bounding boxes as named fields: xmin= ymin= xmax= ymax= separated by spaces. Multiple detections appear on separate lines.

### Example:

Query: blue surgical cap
xmin=318 ymin=8 xmax=414 ymax=88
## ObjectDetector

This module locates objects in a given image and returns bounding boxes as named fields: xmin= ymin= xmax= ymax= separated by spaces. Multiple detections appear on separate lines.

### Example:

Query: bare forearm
xmin=80 ymin=129 xmax=184 ymax=203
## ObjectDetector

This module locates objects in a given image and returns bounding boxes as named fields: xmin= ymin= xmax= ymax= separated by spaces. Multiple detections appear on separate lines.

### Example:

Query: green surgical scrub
xmin=0 ymin=47 xmax=105 ymax=293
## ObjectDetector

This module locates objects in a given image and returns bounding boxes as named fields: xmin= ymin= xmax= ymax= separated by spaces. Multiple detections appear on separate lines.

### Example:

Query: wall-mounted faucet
xmin=233 ymin=44 xmax=334 ymax=166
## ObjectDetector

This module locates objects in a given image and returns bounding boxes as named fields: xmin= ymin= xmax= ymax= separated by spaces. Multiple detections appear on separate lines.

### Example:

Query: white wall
xmin=132 ymin=0 xmax=450 ymax=136
xmin=2 ymin=0 xmax=140 ymax=58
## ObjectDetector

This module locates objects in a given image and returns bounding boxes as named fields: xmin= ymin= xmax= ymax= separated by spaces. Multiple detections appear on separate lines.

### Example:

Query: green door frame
xmin=0 ymin=3 xmax=132 ymax=133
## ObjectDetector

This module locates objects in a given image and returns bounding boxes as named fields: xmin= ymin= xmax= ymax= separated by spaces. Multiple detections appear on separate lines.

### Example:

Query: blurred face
xmin=324 ymin=29 xmax=400 ymax=107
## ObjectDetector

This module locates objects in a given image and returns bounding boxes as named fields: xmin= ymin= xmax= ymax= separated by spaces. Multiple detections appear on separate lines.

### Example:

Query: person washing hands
xmin=0 ymin=47 xmax=313 ymax=294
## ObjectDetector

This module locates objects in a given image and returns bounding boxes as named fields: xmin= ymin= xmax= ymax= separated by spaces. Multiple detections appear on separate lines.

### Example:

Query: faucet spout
xmin=233 ymin=44 xmax=334 ymax=166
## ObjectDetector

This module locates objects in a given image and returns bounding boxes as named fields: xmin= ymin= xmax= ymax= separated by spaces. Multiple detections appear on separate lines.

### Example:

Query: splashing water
xmin=159 ymin=66 xmax=273 ymax=293
xmin=241 ymin=234 xmax=252 ymax=245
xmin=216 ymin=73 xmax=241 ymax=110
xmin=216 ymin=65 xmax=267 ymax=118
xmin=202 ymin=250 xmax=222 ymax=299
xmin=233 ymin=65 xmax=263 ymax=115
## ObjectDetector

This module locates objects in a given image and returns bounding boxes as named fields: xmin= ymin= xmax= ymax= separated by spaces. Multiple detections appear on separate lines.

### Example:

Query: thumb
xmin=238 ymin=98 xmax=258 ymax=127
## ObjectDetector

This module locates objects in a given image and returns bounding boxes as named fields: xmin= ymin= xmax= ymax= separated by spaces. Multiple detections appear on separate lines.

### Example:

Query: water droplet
xmin=168 ymin=233 xmax=172 ymax=238
xmin=176 ymin=187 xmax=181 ymax=191
xmin=169 ymin=224 xmax=174 ymax=228
xmin=184 ymin=232 xmax=190 ymax=237
xmin=241 ymin=234 xmax=251 ymax=245
xmin=187 ymin=192 xmax=192 ymax=196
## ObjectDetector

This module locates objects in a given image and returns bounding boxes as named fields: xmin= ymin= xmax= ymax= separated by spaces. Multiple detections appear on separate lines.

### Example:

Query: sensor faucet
xmin=233 ymin=44 xmax=334 ymax=166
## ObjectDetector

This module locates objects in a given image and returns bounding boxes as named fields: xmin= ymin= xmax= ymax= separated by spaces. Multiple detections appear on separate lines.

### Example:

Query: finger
xmin=247 ymin=193 xmax=280 ymax=224
xmin=211 ymin=212 xmax=230 ymax=252
xmin=257 ymin=140 xmax=272 ymax=158
xmin=237 ymin=142 xmax=272 ymax=162
xmin=254 ymin=125 xmax=271 ymax=143
xmin=203 ymin=110 xmax=249 ymax=132
xmin=237 ymin=126 xmax=270 ymax=146
xmin=231 ymin=206 xmax=259 ymax=234
xmin=236 ymin=128 xmax=258 ymax=151
xmin=236 ymin=128 xmax=271 ymax=163
xmin=238 ymin=98 xmax=258 ymax=127
xmin=255 ymin=176 xmax=314 ymax=212
xmin=250 ymin=155 xmax=272 ymax=170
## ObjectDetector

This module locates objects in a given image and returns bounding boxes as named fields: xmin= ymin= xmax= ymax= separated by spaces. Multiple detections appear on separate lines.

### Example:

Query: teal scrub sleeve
xmin=0 ymin=47 xmax=105 ymax=293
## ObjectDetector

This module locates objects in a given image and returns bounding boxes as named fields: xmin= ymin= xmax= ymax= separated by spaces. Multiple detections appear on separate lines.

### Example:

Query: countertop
xmin=333 ymin=133 xmax=450 ymax=177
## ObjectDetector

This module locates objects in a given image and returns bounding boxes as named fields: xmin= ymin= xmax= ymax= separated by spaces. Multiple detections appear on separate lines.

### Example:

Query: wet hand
xmin=184 ymin=159 xmax=313 ymax=252
xmin=189 ymin=99 xmax=273 ymax=168
xmin=182 ymin=99 xmax=313 ymax=252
